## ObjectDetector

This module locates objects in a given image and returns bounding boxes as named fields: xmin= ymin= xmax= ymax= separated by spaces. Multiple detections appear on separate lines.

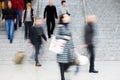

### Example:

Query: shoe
xmin=10 ymin=40 xmax=13 ymax=43
xmin=19 ymin=22 xmax=22 ymax=27
xmin=89 ymin=70 xmax=99 ymax=73
xmin=48 ymin=36 xmax=51 ymax=38
xmin=35 ymin=63 xmax=42 ymax=67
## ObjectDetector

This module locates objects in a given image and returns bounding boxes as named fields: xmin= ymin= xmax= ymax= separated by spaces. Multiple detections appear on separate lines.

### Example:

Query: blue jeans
xmin=5 ymin=20 xmax=14 ymax=42
xmin=34 ymin=43 xmax=41 ymax=64
xmin=17 ymin=10 xmax=22 ymax=27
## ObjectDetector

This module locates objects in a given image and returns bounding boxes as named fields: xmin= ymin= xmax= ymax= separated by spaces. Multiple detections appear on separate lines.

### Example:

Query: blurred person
xmin=12 ymin=0 xmax=24 ymax=30
xmin=29 ymin=18 xmax=47 ymax=67
xmin=83 ymin=15 xmax=98 ymax=73
xmin=2 ymin=0 xmax=17 ymax=43
xmin=43 ymin=0 xmax=58 ymax=38
xmin=0 ymin=0 xmax=2 ymax=17
xmin=1 ymin=0 xmax=9 ymax=16
xmin=55 ymin=14 xmax=75 ymax=80
xmin=59 ymin=0 xmax=70 ymax=17
xmin=22 ymin=2 xmax=35 ymax=40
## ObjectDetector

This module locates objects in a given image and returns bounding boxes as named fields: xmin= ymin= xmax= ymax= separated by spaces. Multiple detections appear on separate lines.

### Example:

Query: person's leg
xmin=9 ymin=20 xmax=14 ymax=43
xmin=5 ymin=20 xmax=10 ymax=39
xmin=14 ymin=23 xmax=17 ymax=31
xmin=64 ymin=63 xmax=72 ymax=72
xmin=28 ymin=22 xmax=33 ymax=39
xmin=51 ymin=19 xmax=55 ymax=34
xmin=88 ymin=45 xmax=95 ymax=71
xmin=17 ymin=10 xmax=22 ymax=27
xmin=59 ymin=63 xmax=65 ymax=80
xmin=87 ymin=44 xmax=98 ymax=73
xmin=34 ymin=43 xmax=41 ymax=65
xmin=24 ymin=22 xmax=29 ymax=39
xmin=46 ymin=20 xmax=51 ymax=38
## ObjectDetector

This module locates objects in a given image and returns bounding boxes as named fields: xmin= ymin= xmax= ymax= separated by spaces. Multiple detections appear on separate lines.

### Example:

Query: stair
xmin=0 ymin=0 xmax=120 ymax=62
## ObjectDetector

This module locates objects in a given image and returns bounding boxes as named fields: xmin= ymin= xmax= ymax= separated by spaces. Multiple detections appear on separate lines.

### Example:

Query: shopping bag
xmin=73 ymin=51 xmax=89 ymax=65
xmin=14 ymin=51 xmax=25 ymax=64
xmin=49 ymin=36 xmax=66 ymax=54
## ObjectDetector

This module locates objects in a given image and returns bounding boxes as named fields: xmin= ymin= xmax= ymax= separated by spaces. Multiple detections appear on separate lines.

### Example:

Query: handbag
xmin=73 ymin=51 xmax=89 ymax=66
xmin=49 ymin=35 xmax=66 ymax=54
xmin=14 ymin=51 xmax=25 ymax=64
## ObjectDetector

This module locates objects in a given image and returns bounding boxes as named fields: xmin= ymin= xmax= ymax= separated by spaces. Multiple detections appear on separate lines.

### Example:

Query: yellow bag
xmin=14 ymin=51 xmax=25 ymax=64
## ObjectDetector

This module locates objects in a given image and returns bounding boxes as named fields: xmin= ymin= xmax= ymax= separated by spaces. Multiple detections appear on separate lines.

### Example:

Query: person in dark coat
xmin=2 ymin=0 xmax=17 ymax=43
xmin=43 ymin=0 xmax=58 ymax=38
xmin=55 ymin=14 xmax=75 ymax=80
xmin=83 ymin=15 xmax=98 ymax=73
xmin=30 ymin=18 xmax=47 ymax=67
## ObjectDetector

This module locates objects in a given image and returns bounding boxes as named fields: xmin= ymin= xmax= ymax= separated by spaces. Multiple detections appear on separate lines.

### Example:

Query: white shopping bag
xmin=74 ymin=51 xmax=89 ymax=65
xmin=49 ymin=36 xmax=66 ymax=54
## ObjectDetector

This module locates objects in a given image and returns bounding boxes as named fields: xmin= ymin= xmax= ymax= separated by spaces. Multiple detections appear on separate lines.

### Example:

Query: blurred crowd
xmin=0 ymin=0 xmax=98 ymax=80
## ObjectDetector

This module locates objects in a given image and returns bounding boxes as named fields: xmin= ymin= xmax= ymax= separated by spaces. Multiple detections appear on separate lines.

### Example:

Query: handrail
xmin=82 ymin=0 xmax=87 ymax=24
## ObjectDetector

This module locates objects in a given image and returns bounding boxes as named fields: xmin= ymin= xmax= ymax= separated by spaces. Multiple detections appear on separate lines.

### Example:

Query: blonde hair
xmin=26 ymin=3 xmax=32 ymax=7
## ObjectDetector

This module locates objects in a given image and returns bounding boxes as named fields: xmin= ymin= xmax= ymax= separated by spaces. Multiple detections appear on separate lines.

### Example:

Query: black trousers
xmin=59 ymin=63 xmax=72 ymax=80
xmin=87 ymin=44 xmax=95 ymax=70
xmin=33 ymin=43 xmax=41 ymax=64
xmin=24 ymin=21 xmax=33 ymax=39
xmin=46 ymin=19 xmax=55 ymax=38
xmin=14 ymin=23 xmax=17 ymax=31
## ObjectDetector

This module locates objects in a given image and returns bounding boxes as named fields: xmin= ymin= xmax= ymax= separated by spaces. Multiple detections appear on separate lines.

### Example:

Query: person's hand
xmin=64 ymin=36 xmax=71 ymax=40
xmin=83 ymin=44 xmax=88 ymax=48
xmin=73 ymin=48 xmax=76 ymax=51
xmin=45 ymin=40 xmax=48 ymax=44
xmin=2 ymin=19 xmax=5 ymax=23
xmin=44 ymin=18 xmax=46 ymax=22
xmin=55 ymin=18 xmax=58 ymax=22
xmin=14 ymin=19 xmax=16 ymax=23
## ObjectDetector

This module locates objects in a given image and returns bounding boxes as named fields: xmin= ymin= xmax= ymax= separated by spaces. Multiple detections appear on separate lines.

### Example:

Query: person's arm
xmin=13 ymin=9 xmax=17 ymax=23
xmin=83 ymin=25 xmax=90 ymax=48
xmin=22 ymin=10 xmax=25 ymax=23
xmin=54 ymin=6 xmax=58 ymax=19
xmin=2 ymin=9 xmax=5 ymax=20
xmin=40 ymin=27 xmax=47 ymax=41
xmin=41 ymin=34 xmax=47 ymax=41
xmin=2 ymin=9 xmax=6 ymax=23
xmin=43 ymin=6 xmax=47 ymax=19
xmin=54 ymin=25 xmax=71 ymax=40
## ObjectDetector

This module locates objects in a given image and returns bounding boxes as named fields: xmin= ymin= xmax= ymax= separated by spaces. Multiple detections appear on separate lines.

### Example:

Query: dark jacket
xmin=23 ymin=8 xmax=34 ymax=23
xmin=30 ymin=26 xmax=47 ymax=45
xmin=84 ymin=23 xmax=95 ymax=46
xmin=44 ymin=5 xmax=58 ymax=20
xmin=2 ymin=8 xmax=17 ymax=20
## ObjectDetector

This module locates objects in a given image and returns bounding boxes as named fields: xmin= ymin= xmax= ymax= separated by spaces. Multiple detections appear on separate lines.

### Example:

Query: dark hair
xmin=61 ymin=0 xmax=66 ymax=5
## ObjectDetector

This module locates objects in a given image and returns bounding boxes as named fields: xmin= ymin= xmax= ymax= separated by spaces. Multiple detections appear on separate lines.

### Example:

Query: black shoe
xmin=89 ymin=70 xmax=99 ymax=73
xmin=10 ymin=40 xmax=13 ymax=43
xmin=35 ymin=63 xmax=42 ymax=67
xmin=8 ymin=36 xmax=10 ymax=40
xmin=19 ymin=22 xmax=22 ymax=27
xmin=48 ymin=36 xmax=51 ymax=38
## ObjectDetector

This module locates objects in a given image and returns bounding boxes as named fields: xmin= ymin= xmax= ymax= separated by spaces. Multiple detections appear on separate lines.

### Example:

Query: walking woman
xmin=23 ymin=2 xmax=34 ymax=40
xmin=55 ymin=14 xmax=75 ymax=80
